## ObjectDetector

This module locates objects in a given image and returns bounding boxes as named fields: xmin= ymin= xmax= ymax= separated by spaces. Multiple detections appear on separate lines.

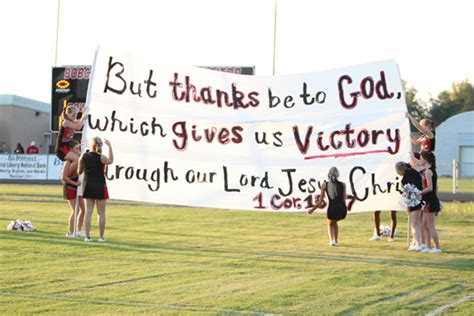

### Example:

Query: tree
xmin=403 ymin=81 xmax=427 ymax=122
xmin=429 ymin=80 xmax=474 ymax=125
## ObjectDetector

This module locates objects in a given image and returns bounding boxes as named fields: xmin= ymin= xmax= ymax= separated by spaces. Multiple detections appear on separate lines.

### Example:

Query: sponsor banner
xmin=83 ymin=46 xmax=411 ymax=212
xmin=0 ymin=154 xmax=48 ymax=180
xmin=0 ymin=155 xmax=63 ymax=180
xmin=47 ymin=155 xmax=63 ymax=180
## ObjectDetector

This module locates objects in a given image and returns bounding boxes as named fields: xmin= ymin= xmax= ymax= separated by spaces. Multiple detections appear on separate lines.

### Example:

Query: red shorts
xmin=63 ymin=185 xmax=77 ymax=200
xmin=56 ymin=144 xmax=70 ymax=161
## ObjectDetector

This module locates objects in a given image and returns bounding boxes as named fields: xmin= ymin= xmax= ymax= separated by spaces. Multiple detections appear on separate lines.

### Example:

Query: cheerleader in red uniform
xmin=62 ymin=140 xmax=85 ymax=237
xmin=406 ymin=112 xmax=436 ymax=152
xmin=55 ymin=106 xmax=88 ymax=167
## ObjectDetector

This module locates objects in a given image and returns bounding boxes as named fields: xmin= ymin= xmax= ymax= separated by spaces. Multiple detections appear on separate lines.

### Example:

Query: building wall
xmin=436 ymin=111 xmax=474 ymax=177
xmin=0 ymin=106 xmax=13 ymax=152
xmin=0 ymin=105 xmax=50 ymax=153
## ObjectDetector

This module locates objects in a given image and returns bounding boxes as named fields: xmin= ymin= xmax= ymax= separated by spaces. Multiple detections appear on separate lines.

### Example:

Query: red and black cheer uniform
xmin=422 ymin=167 xmax=440 ymax=213
xmin=63 ymin=175 xmax=78 ymax=200
xmin=416 ymin=132 xmax=436 ymax=152
xmin=55 ymin=122 xmax=75 ymax=161
xmin=82 ymin=151 xmax=109 ymax=200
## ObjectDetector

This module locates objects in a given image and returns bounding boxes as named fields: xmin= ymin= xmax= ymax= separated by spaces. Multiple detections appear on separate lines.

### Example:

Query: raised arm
xmin=406 ymin=112 xmax=434 ymax=138
xmin=100 ymin=139 xmax=114 ymax=165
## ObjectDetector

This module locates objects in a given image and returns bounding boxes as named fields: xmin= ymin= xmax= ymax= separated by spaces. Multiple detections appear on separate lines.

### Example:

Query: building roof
xmin=0 ymin=94 xmax=50 ymax=114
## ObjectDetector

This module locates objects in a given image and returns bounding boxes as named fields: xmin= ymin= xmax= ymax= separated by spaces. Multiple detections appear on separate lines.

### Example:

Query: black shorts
xmin=408 ymin=203 xmax=423 ymax=212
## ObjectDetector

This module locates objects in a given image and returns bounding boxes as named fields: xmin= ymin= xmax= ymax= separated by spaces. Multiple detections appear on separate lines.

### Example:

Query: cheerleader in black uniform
xmin=307 ymin=167 xmax=347 ymax=246
xmin=78 ymin=137 xmax=114 ymax=242
xmin=419 ymin=151 xmax=442 ymax=253
xmin=395 ymin=161 xmax=424 ymax=251
xmin=62 ymin=140 xmax=85 ymax=237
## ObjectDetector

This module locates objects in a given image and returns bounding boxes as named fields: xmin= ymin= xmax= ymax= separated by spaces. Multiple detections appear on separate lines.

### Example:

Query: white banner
xmin=83 ymin=46 xmax=411 ymax=212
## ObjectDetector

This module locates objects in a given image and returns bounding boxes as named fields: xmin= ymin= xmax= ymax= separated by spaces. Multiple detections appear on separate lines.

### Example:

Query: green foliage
xmin=403 ymin=81 xmax=427 ymax=123
xmin=1 ymin=184 xmax=473 ymax=315
xmin=429 ymin=79 xmax=474 ymax=125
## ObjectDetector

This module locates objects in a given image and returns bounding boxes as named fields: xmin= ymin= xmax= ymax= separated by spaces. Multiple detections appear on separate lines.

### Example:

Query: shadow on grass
xmin=2 ymin=232 xmax=473 ymax=272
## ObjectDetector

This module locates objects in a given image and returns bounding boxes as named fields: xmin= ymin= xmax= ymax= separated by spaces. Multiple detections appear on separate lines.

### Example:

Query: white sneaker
xmin=430 ymin=248 xmax=442 ymax=253
xmin=387 ymin=238 xmax=395 ymax=242
xmin=421 ymin=248 xmax=432 ymax=253
xmin=84 ymin=237 xmax=93 ymax=242
xmin=98 ymin=237 xmax=107 ymax=243
xmin=329 ymin=240 xmax=336 ymax=246
xmin=76 ymin=231 xmax=85 ymax=237
xmin=408 ymin=245 xmax=422 ymax=251
xmin=369 ymin=235 xmax=381 ymax=241
xmin=65 ymin=233 xmax=75 ymax=238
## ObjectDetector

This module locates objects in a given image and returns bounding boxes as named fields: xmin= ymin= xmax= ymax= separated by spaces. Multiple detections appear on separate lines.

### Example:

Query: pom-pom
xmin=7 ymin=220 xmax=36 ymax=232
xmin=402 ymin=183 xmax=422 ymax=207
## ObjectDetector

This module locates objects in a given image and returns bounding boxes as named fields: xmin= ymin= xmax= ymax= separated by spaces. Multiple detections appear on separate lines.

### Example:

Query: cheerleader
xmin=307 ymin=167 xmax=347 ymax=246
xmin=419 ymin=150 xmax=442 ymax=253
xmin=395 ymin=161 xmax=424 ymax=251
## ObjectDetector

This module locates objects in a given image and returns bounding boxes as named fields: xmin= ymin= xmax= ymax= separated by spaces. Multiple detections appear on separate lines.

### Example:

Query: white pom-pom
xmin=402 ymin=183 xmax=422 ymax=207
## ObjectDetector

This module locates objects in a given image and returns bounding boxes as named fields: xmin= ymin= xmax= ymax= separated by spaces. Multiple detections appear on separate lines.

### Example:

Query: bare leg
xmin=84 ymin=198 xmax=95 ymax=238
xmin=373 ymin=211 xmax=381 ymax=236
xmin=97 ymin=199 xmax=107 ymax=239
xmin=419 ymin=211 xmax=426 ymax=245
xmin=67 ymin=199 xmax=75 ymax=234
xmin=425 ymin=212 xmax=440 ymax=249
xmin=410 ymin=210 xmax=422 ymax=246
xmin=422 ymin=212 xmax=431 ymax=248
xmin=390 ymin=211 xmax=397 ymax=238
xmin=334 ymin=221 xmax=339 ymax=243
xmin=76 ymin=197 xmax=85 ymax=231
xmin=327 ymin=219 xmax=332 ymax=243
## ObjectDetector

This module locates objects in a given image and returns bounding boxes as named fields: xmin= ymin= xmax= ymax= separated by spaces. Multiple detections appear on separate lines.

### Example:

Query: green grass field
xmin=438 ymin=177 xmax=474 ymax=194
xmin=1 ymin=184 xmax=473 ymax=315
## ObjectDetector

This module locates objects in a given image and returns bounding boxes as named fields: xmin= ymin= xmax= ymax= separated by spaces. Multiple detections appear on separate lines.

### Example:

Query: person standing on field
xmin=78 ymin=137 xmax=113 ymax=243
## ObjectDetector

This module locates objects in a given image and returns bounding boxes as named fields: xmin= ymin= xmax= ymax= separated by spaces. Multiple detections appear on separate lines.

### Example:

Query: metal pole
xmin=272 ymin=0 xmax=277 ymax=75
xmin=54 ymin=0 xmax=61 ymax=66
xmin=73 ymin=191 xmax=79 ymax=237
xmin=452 ymin=159 xmax=458 ymax=194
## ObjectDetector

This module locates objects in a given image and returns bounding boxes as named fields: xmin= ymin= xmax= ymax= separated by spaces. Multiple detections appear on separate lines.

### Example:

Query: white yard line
xmin=425 ymin=293 xmax=474 ymax=316
xmin=0 ymin=291 xmax=279 ymax=315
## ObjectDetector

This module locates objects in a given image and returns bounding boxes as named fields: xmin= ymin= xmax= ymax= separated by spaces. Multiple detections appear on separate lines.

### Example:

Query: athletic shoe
xmin=65 ymin=233 xmax=75 ymax=238
xmin=387 ymin=238 xmax=395 ymax=242
xmin=430 ymin=248 xmax=442 ymax=253
xmin=408 ymin=245 xmax=423 ymax=251
xmin=98 ymin=237 xmax=107 ymax=243
xmin=369 ymin=235 xmax=381 ymax=241
xmin=76 ymin=231 xmax=85 ymax=237
xmin=421 ymin=248 xmax=432 ymax=253
xmin=329 ymin=241 xmax=336 ymax=246
xmin=84 ymin=237 xmax=93 ymax=242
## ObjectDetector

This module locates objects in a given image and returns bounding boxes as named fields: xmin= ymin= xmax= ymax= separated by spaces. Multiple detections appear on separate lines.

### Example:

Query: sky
xmin=0 ymin=0 xmax=473 ymax=104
